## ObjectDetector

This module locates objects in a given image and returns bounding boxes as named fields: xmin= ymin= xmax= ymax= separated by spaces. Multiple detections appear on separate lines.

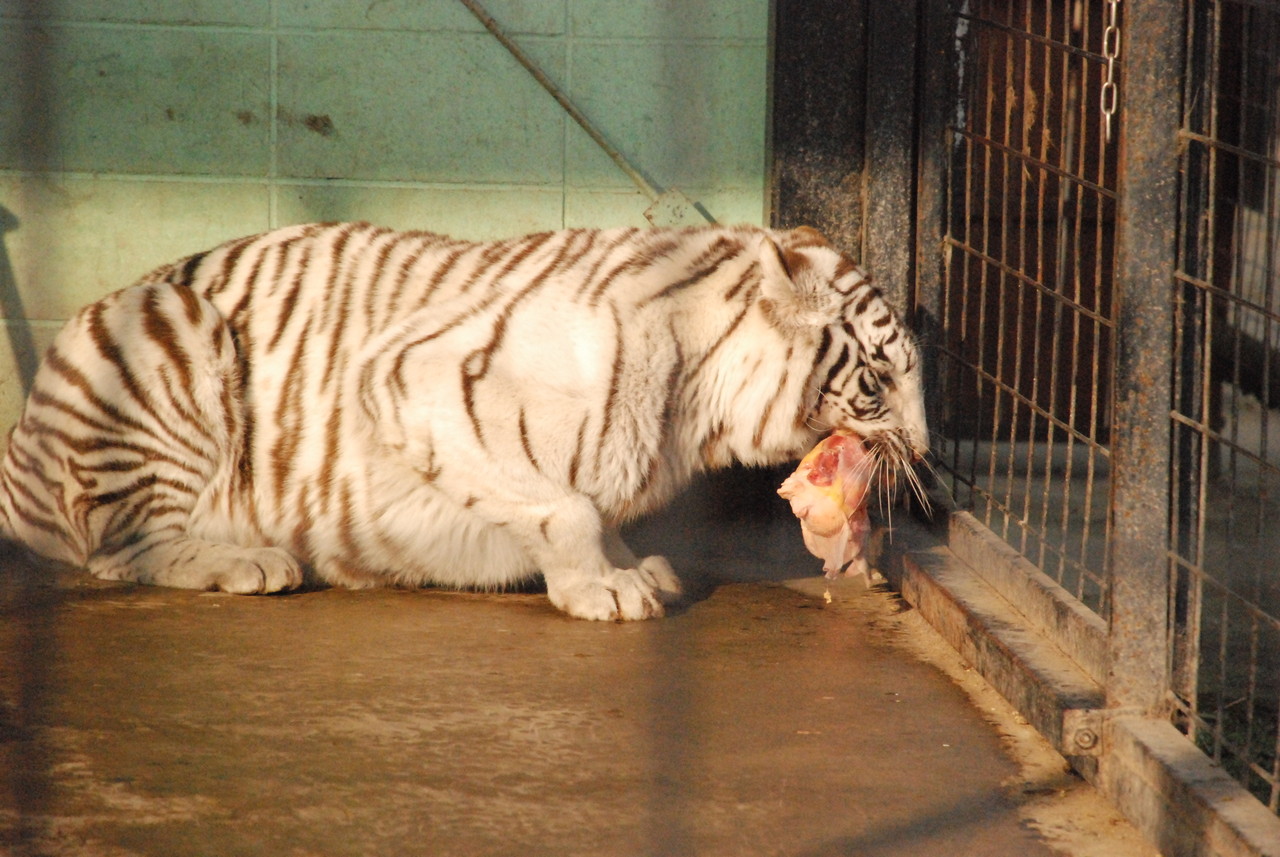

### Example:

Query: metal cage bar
xmin=1108 ymin=0 xmax=1181 ymax=714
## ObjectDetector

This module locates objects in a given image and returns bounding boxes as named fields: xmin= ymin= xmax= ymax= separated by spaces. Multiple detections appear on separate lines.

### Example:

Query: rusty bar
xmin=457 ymin=0 xmax=657 ymax=203
xmin=913 ymin=0 xmax=958 ymax=472
xmin=1106 ymin=0 xmax=1183 ymax=713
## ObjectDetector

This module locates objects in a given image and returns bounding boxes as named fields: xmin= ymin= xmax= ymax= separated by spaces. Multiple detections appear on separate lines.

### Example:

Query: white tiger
xmin=0 ymin=222 xmax=927 ymax=620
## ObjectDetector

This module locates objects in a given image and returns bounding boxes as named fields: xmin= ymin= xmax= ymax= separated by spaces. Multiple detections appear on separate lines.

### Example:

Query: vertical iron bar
xmin=1068 ymin=23 xmax=1093 ymax=601
xmin=1010 ymin=12 xmax=1035 ymax=557
xmin=994 ymin=23 xmax=1017 ymax=546
xmin=1107 ymin=0 xmax=1183 ymax=713
xmin=1172 ymin=0 xmax=1208 ymax=729
xmin=1232 ymin=6 xmax=1258 ymax=781
xmin=978 ymin=16 xmax=1000 ymax=529
xmin=1033 ymin=1 xmax=1058 ymax=574
xmin=1200 ymin=0 xmax=1225 ymax=756
xmin=913 ymin=0 xmax=955 ymax=465
xmin=961 ymin=19 xmax=984 ymax=500
xmin=1053 ymin=1 xmax=1083 ymax=587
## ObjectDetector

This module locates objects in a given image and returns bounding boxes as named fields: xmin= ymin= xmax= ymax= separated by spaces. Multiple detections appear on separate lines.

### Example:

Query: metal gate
xmin=906 ymin=0 xmax=1280 ymax=850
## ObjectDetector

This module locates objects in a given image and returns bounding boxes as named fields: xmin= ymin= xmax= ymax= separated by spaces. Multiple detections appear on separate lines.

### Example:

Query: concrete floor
xmin=0 ymin=470 xmax=1156 ymax=857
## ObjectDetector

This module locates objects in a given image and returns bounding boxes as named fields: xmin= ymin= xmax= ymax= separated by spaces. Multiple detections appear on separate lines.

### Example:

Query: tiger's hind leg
xmin=0 ymin=281 xmax=302 ymax=594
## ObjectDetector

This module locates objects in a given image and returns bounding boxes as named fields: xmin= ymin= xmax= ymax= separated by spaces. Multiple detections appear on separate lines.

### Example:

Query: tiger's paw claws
xmin=547 ymin=561 xmax=683 ymax=621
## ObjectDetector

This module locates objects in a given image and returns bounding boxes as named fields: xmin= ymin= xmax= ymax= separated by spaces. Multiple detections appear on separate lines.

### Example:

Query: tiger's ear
xmin=757 ymin=234 xmax=839 ymax=330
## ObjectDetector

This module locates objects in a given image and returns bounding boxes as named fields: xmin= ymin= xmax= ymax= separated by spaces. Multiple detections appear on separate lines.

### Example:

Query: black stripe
xmin=461 ymin=350 xmax=488 ymax=444
xmin=637 ymin=238 xmax=743 ymax=307
xmin=567 ymin=416 xmax=588 ymax=488
xmin=518 ymin=408 xmax=541 ymax=471
xmin=388 ymin=291 xmax=505 ymax=398
xmin=596 ymin=305 xmax=626 ymax=457
xmin=363 ymin=232 xmax=402 ymax=322
xmin=84 ymin=307 xmax=207 ymax=460
xmin=457 ymin=271 xmax=558 ymax=446
xmin=573 ymin=229 xmax=642 ymax=302
xmin=321 ymin=225 xmax=361 ymax=391
xmin=407 ymin=243 xmax=468 ymax=311
xmin=202 ymin=234 xmax=257 ymax=296
xmin=316 ymin=402 xmax=343 ymax=513
xmin=853 ymin=290 xmax=875 ymax=316
xmin=681 ymin=303 xmax=750 ymax=388
xmin=270 ymin=316 xmax=311 ymax=501
xmin=173 ymin=251 xmax=210 ymax=285
xmin=752 ymin=347 xmax=793 ymax=447
xmin=141 ymin=289 xmax=194 ymax=399
xmin=266 ymin=239 xmax=314 ymax=351
xmin=820 ymin=344 xmax=851 ymax=393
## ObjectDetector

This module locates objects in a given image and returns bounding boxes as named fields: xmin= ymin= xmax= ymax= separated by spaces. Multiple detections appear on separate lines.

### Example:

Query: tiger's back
xmin=0 ymin=221 xmax=927 ymax=620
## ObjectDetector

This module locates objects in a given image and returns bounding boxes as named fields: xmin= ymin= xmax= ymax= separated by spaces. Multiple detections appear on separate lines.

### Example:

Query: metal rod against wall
xmin=457 ymin=0 xmax=661 ymax=198
xmin=1106 ymin=0 xmax=1183 ymax=714
xmin=457 ymin=0 xmax=712 ymax=226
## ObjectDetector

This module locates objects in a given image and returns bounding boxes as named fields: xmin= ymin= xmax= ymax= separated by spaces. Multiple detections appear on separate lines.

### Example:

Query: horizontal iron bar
xmin=1174 ymin=270 xmax=1280 ymax=327
xmin=1178 ymin=128 xmax=1280 ymax=172
xmin=934 ymin=347 xmax=1118 ymax=450
xmin=949 ymin=126 xmax=1121 ymax=200
xmin=1168 ymin=553 xmax=1280 ymax=632
xmin=1169 ymin=410 xmax=1280 ymax=476
xmin=944 ymin=237 xmax=1118 ymax=328
xmin=956 ymin=12 xmax=1111 ymax=63
xmin=950 ymin=486 xmax=1109 ymax=585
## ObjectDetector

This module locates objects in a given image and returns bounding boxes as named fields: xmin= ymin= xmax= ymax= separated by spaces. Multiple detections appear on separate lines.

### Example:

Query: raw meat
xmin=778 ymin=431 xmax=874 ymax=580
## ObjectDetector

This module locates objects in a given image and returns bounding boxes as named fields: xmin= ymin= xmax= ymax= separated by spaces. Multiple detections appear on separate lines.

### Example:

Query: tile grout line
xmin=269 ymin=0 xmax=280 ymax=228
xmin=561 ymin=0 xmax=570 ymax=228
xmin=0 ymin=169 xmax=751 ymax=196
xmin=0 ymin=15 xmax=766 ymax=45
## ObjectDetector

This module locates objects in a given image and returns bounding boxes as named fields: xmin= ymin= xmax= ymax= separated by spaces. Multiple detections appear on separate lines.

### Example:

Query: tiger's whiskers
xmin=859 ymin=430 xmax=939 ymax=541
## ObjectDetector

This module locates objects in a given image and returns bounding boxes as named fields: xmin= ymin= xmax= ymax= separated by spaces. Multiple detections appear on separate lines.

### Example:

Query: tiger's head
xmin=757 ymin=227 xmax=929 ymax=468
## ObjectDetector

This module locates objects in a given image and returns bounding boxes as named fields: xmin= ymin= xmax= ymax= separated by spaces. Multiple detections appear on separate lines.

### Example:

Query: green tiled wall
xmin=0 ymin=0 xmax=770 ymax=428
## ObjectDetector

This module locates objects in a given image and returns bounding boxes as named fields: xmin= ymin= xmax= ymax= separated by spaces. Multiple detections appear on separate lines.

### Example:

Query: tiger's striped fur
xmin=0 ymin=222 xmax=926 ymax=620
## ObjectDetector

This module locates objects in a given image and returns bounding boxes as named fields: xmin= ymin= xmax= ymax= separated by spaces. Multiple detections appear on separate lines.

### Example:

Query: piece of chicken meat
xmin=778 ymin=431 xmax=874 ymax=581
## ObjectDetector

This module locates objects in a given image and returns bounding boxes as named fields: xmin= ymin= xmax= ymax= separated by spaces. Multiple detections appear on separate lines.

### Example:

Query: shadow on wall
xmin=0 ymin=207 xmax=38 ymax=397
xmin=5 ymin=0 xmax=54 ymax=398
xmin=4 ymin=2 xmax=57 ymax=848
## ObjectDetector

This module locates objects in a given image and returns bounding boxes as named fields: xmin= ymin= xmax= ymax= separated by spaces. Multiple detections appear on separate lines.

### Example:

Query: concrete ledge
xmin=881 ymin=517 xmax=1104 ymax=755
xmin=1104 ymin=716 xmax=1280 ymax=857
xmin=946 ymin=511 xmax=1109 ymax=685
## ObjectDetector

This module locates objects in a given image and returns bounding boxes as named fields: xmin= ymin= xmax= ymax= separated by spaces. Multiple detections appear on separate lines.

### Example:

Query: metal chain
xmin=1101 ymin=0 xmax=1122 ymax=142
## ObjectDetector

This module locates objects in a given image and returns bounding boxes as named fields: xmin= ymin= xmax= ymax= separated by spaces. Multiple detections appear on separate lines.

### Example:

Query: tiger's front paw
xmin=210 ymin=546 xmax=304 ymax=594
xmin=546 ymin=559 xmax=682 ymax=621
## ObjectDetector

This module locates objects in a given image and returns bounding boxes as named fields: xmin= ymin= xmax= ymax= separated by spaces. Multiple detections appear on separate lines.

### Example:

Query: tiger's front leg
xmin=526 ymin=496 xmax=682 ymax=620
xmin=457 ymin=487 xmax=681 ymax=621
